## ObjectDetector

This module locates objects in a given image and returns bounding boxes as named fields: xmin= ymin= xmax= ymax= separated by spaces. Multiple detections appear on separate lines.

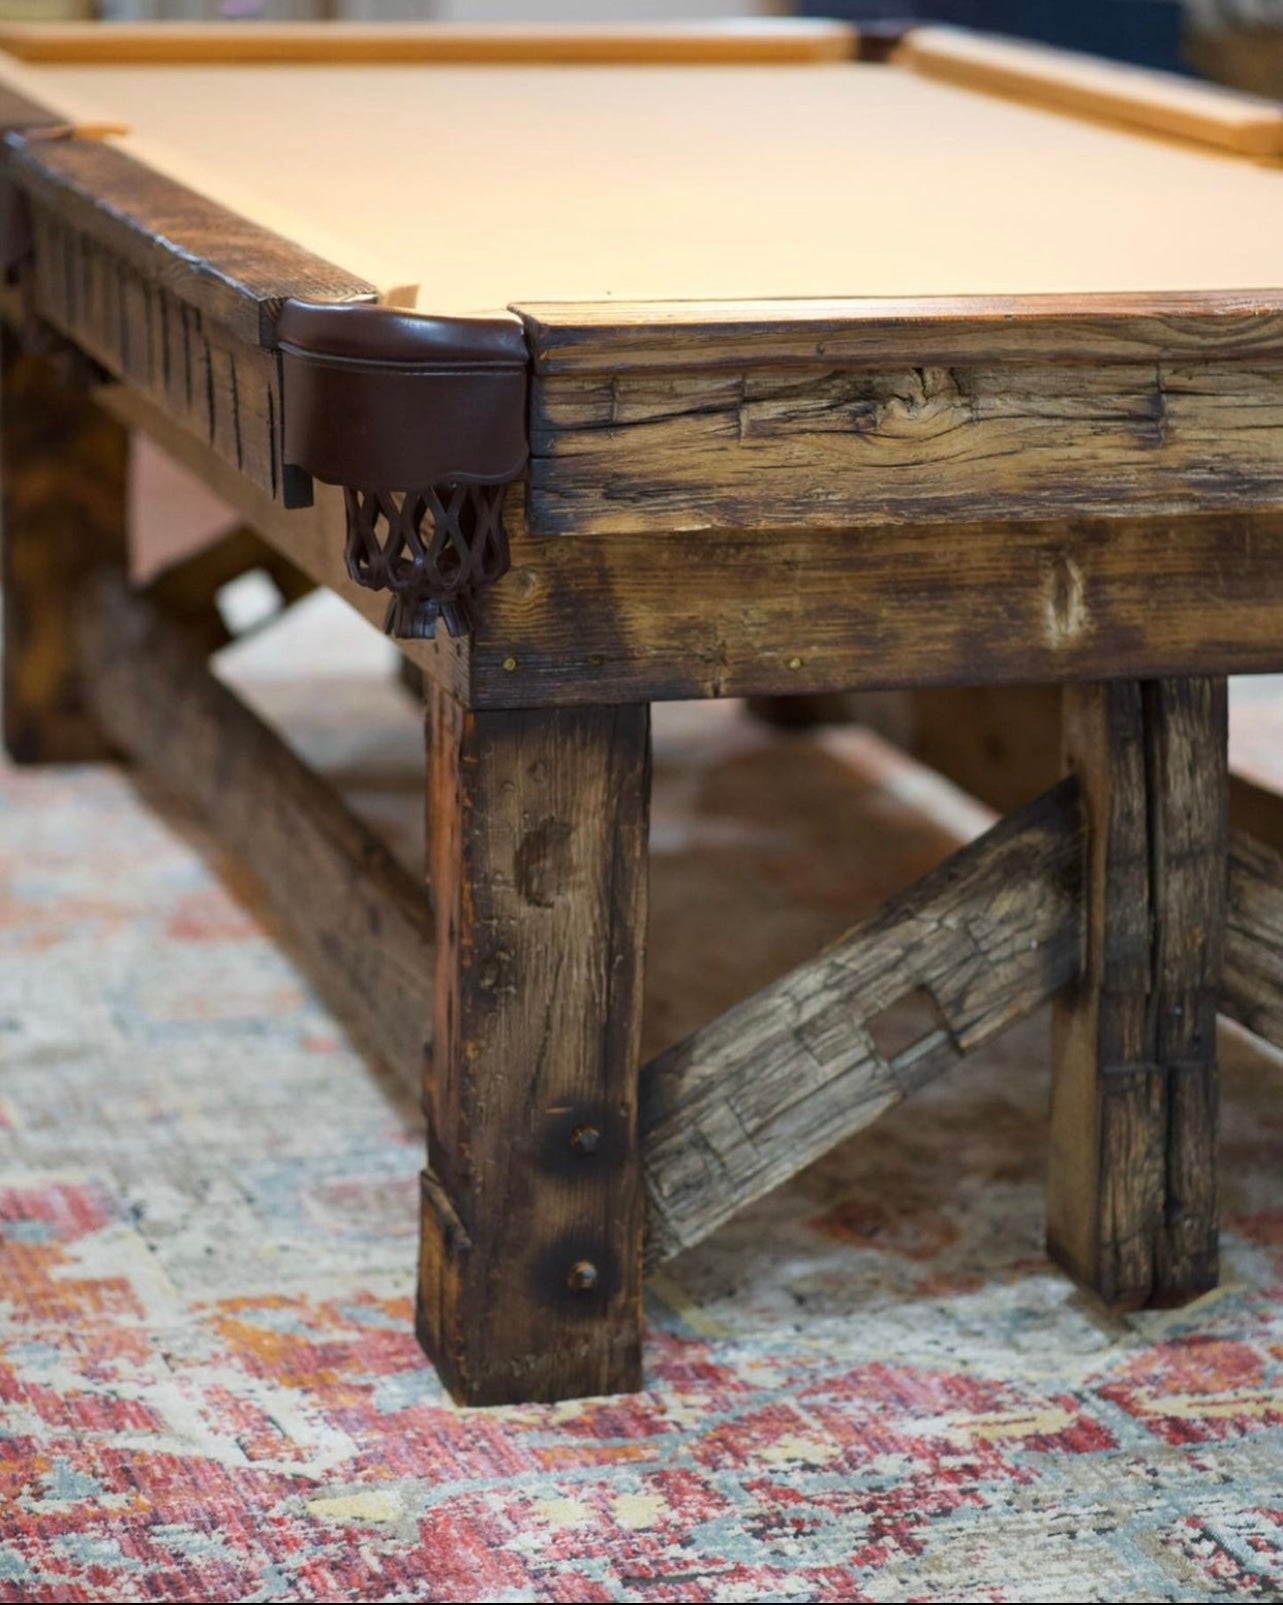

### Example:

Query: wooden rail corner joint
xmin=274 ymin=301 xmax=529 ymax=640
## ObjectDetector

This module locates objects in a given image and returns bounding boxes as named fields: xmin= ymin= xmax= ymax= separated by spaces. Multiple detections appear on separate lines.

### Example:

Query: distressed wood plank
xmin=419 ymin=693 xmax=651 ymax=1404
xmin=27 ymin=206 xmax=286 ymax=499
xmin=75 ymin=569 xmax=435 ymax=1081
xmin=1049 ymin=678 xmax=1226 ymax=1308
xmin=8 ymin=132 xmax=374 ymax=347
xmin=528 ymin=359 xmax=1283 ymax=538
xmin=643 ymin=776 xmax=1083 ymax=1267
xmin=520 ymin=295 xmax=1283 ymax=375
xmin=2 ymin=326 xmax=126 ymax=762
xmin=471 ymin=507 xmax=1283 ymax=707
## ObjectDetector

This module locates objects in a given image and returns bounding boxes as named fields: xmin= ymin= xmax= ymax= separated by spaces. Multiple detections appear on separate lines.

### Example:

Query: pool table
xmin=3 ymin=18 xmax=1283 ymax=1406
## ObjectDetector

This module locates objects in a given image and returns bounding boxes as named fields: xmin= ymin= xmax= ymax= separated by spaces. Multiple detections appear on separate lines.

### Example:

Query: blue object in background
xmin=799 ymin=1 xmax=1187 ymax=73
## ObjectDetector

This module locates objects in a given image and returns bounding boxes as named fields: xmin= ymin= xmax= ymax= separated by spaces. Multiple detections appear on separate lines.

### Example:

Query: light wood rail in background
xmin=899 ymin=24 xmax=1283 ymax=156
xmin=0 ymin=19 xmax=857 ymax=67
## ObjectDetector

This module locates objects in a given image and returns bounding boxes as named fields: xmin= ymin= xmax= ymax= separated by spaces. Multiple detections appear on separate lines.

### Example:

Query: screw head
xmin=502 ymin=655 xmax=518 ymax=672
xmin=570 ymin=1124 xmax=601 ymax=1156
xmin=567 ymin=1259 xmax=599 ymax=1293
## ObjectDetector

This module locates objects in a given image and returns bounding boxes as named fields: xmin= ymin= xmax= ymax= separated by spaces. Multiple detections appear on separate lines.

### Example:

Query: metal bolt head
xmin=502 ymin=655 xmax=518 ymax=672
xmin=567 ymin=1259 xmax=599 ymax=1293
xmin=570 ymin=1124 xmax=601 ymax=1156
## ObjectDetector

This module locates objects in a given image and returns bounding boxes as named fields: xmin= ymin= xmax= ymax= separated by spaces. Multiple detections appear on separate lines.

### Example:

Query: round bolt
xmin=502 ymin=656 xmax=518 ymax=673
xmin=570 ymin=1124 xmax=601 ymax=1156
xmin=787 ymin=656 xmax=804 ymax=671
xmin=567 ymin=1259 xmax=599 ymax=1293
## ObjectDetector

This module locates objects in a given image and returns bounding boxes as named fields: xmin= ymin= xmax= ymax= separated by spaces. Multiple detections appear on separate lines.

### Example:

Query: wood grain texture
xmin=419 ymin=692 xmax=650 ymax=1405
xmin=900 ymin=25 xmax=1283 ymax=156
xmin=470 ymin=506 xmax=1283 ymax=707
xmin=2 ymin=327 xmax=126 ymax=763
xmin=8 ymin=132 xmax=374 ymax=348
xmin=528 ymin=359 xmax=1283 ymax=539
xmin=1049 ymin=679 xmax=1226 ymax=1308
xmin=643 ymin=777 xmax=1083 ymax=1267
xmin=25 ymin=203 xmax=289 ymax=501
xmin=75 ymin=569 xmax=435 ymax=1083
xmin=520 ymin=296 xmax=1283 ymax=375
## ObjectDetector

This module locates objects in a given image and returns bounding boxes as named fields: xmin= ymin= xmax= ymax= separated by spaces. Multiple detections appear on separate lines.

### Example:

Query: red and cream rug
xmin=2 ymin=595 xmax=1282 ymax=1603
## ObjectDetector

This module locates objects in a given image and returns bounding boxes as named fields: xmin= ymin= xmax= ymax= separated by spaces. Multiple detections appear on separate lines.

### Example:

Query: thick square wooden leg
xmin=2 ymin=329 xmax=128 ymax=764
xmin=418 ymin=692 xmax=651 ymax=1405
xmin=1049 ymin=678 xmax=1227 ymax=1308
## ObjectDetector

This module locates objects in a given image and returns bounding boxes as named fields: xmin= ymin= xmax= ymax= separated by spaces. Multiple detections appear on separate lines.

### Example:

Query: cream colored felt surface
xmin=8 ymin=58 xmax=1283 ymax=310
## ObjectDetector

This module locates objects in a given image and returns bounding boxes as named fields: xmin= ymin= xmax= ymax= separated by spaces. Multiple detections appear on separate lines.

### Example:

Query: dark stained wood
xmin=644 ymin=777 xmax=1084 ymax=1266
xmin=744 ymin=692 xmax=868 ymax=731
xmin=1230 ymin=772 xmax=1283 ymax=850
xmin=470 ymin=508 xmax=1283 ymax=707
xmin=418 ymin=691 xmax=651 ymax=1404
xmin=910 ymin=684 xmax=1283 ymax=840
xmin=1049 ymin=678 xmax=1226 ymax=1308
xmin=146 ymin=524 xmax=315 ymax=656
xmin=527 ymin=358 xmax=1283 ymax=539
xmin=1223 ymin=828 xmax=1283 ymax=1053
xmin=8 ymin=132 xmax=376 ymax=347
xmin=74 ymin=569 xmax=435 ymax=1082
xmin=26 ymin=204 xmax=290 ymax=501
xmin=1 ymin=126 xmax=377 ymax=510
xmin=912 ymin=685 xmax=1061 ymax=815
xmin=2 ymin=326 xmax=126 ymax=763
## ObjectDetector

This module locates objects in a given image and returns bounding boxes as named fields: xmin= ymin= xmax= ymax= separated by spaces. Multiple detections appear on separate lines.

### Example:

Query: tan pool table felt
xmin=3 ymin=24 xmax=1283 ymax=314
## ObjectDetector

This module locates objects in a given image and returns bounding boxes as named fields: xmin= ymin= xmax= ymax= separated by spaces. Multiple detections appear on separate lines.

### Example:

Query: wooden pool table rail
xmin=0 ymin=19 xmax=862 ymax=69
xmin=900 ymin=25 xmax=1283 ymax=157
xmin=8 ymin=112 xmax=1283 ymax=693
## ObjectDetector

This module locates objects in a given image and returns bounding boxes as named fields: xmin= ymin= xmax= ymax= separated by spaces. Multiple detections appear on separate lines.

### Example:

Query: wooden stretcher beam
xmin=1223 ymin=827 xmax=1283 ymax=1052
xmin=642 ymin=776 xmax=1086 ymax=1267
xmin=144 ymin=524 xmax=316 ymax=656
xmin=74 ymin=568 xmax=435 ymax=1082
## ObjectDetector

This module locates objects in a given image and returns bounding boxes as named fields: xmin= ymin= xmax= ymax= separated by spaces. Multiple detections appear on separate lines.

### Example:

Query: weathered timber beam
xmin=75 ymin=569 xmax=434 ymax=1083
xmin=146 ymin=525 xmax=316 ymax=656
xmin=642 ymin=776 xmax=1085 ymax=1267
xmin=1223 ymin=827 xmax=1283 ymax=1052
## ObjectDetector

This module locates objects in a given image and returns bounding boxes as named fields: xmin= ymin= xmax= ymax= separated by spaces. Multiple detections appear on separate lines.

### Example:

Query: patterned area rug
xmin=2 ymin=596 xmax=1283 ymax=1604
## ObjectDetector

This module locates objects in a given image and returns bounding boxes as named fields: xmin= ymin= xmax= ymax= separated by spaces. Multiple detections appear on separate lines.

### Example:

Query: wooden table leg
xmin=2 ymin=329 xmax=127 ymax=764
xmin=418 ymin=690 xmax=651 ymax=1405
xmin=1049 ymin=678 xmax=1227 ymax=1308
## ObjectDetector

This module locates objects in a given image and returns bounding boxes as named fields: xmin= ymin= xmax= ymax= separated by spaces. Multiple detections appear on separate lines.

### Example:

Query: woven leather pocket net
xmin=344 ymin=481 xmax=512 ymax=640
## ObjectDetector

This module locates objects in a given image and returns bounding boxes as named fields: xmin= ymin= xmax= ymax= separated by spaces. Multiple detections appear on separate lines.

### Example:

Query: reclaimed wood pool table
xmin=3 ymin=17 xmax=1283 ymax=1405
